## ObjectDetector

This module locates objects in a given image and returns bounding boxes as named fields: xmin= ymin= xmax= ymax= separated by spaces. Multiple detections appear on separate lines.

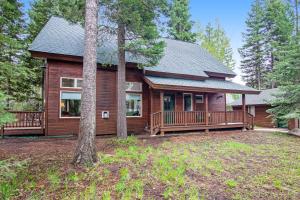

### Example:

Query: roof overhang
xmin=144 ymin=76 xmax=260 ymax=94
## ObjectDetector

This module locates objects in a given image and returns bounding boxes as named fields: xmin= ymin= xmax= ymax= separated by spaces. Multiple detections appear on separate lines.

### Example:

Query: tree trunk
xmin=117 ymin=23 xmax=127 ymax=138
xmin=72 ymin=0 xmax=99 ymax=165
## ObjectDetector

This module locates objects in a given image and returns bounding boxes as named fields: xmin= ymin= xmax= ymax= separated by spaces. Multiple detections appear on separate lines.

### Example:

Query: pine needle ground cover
xmin=0 ymin=131 xmax=299 ymax=199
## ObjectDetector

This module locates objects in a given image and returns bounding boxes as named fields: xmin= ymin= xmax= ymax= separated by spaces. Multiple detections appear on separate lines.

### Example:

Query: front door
xmin=163 ymin=93 xmax=175 ymax=111
xmin=163 ymin=94 xmax=175 ymax=124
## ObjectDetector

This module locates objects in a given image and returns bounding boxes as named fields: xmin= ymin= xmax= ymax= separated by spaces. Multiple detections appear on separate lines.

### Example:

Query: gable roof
xmin=29 ymin=16 xmax=236 ymax=78
xmin=230 ymin=88 xmax=279 ymax=106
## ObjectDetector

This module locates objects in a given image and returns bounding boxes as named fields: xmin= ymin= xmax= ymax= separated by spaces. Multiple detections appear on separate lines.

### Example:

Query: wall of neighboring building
xmin=288 ymin=118 xmax=300 ymax=130
xmin=232 ymin=105 xmax=276 ymax=128
xmin=45 ymin=59 xmax=149 ymax=136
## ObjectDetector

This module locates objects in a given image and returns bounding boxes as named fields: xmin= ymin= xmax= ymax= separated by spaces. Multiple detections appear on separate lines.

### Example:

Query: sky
xmin=21 ymin=0 xmax=253 ymax=85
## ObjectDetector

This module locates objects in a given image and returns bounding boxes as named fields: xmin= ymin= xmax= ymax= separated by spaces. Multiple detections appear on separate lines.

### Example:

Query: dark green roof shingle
xmin=29 ymin=17 xmax=236 ymax=78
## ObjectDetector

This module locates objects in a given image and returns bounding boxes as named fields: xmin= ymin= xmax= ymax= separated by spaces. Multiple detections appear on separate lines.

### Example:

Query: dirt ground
xmin=1 ymin=130 xmax=299 ymax=200
xmin=0 ymin=130 xmax=247 ymax=160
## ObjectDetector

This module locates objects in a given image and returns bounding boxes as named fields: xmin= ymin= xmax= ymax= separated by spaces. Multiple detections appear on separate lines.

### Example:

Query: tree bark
xmin=116 ymin=23 xmax=127 ymax=138
xmin=72 ymin=0 xmax=99 ymax=165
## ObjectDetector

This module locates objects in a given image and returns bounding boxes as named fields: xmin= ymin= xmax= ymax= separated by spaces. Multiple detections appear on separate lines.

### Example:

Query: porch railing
xmin=4 ymin=111 xmax=44 ymax=128
xmin=150 ymin=110 xmax=254 ymax=134
xmin=164 ymin=111 xmax=205 ymax=126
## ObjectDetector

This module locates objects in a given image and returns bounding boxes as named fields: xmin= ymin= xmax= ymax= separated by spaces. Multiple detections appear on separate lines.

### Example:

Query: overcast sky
xmin=21 ymin=0 xmax=253 ymax=85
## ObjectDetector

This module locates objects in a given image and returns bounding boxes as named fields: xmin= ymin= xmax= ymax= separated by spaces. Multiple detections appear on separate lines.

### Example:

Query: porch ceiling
xmin=144 ymin=76 xmax=260 ymax=94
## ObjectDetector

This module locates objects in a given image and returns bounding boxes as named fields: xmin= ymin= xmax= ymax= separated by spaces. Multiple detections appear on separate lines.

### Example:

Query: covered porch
xmin=145 ymin=76 xmax=259 ymax=135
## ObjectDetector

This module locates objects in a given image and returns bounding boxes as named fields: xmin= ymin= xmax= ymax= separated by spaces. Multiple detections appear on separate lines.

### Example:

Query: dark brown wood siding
xmin=232 ymin=105 xmax=276 ymax=128
xmin=45 ymin=60 xmax=149 ymax=136
xmin=151 ymin=91 xmax=225 ymax=112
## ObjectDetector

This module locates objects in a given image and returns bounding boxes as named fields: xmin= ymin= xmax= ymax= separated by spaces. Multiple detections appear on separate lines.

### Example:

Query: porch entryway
xmin=149 ymin=90 xmax=254 ymax=135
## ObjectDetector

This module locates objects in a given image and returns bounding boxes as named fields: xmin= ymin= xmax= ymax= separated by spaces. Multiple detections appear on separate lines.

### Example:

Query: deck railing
xmin=164 ymin=111 xmax=205 ymax=126
xmin=150 ymin=110 xmax=254 ymax=134
xmin=4 ymin=111 xmax=44 ymax=128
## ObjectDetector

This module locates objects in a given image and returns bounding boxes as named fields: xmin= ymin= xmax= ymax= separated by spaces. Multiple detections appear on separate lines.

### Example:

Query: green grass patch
xmin=225 ymin=179 xmax=238 ymax=188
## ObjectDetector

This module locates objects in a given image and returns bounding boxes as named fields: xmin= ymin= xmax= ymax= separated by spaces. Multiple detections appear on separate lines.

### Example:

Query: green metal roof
xmin=230 ymin=88 xmax=279 ymax=106
xmin=145 ymin=76 xmax=259 ymax=94
xmin=29 ymin=17 xmax=236 ymax=78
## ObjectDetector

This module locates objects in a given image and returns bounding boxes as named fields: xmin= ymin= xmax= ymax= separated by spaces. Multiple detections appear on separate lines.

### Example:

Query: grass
xmin=1 ymin=131 xmax=300 ymax=199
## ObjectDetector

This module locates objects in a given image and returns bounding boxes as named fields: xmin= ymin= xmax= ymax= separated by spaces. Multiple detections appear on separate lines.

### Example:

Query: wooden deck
xmin=150 ymin=110 xmax=254 ymax=135
xmin=1 ymin=111 xmax=45 ymax=137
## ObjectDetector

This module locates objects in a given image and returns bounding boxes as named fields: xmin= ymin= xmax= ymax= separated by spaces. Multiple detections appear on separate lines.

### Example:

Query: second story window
xmin=61 ymin=77 xmax=83 ymax=88
xmin=126 ymin=82 xmax=142 ymax=92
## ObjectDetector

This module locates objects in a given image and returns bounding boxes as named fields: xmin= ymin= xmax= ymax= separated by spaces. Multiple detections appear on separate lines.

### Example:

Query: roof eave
xmin=144 ymin=77 xmax=260 ymax=94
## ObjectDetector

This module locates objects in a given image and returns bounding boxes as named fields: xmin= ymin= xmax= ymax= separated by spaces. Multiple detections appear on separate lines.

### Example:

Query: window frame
xmin=183 ymin=93 xmax=193 ymax=111
xmin=248 ymin=105 xmax=255 ymax=117
xmin=125 ymin=82 xmax=143 ymax=92
xmin=60 ymin=77 xmax=83 ymax=89
xmin=195 ymin=94 xmax=204 ymax=104
xmin=59 ymin=90 xmax=82 ymax=119
xmin=126 ymin=92 xmax=143 ymax=118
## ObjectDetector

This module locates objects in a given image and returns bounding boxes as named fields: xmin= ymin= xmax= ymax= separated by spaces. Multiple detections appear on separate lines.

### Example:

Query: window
xmin=126 ymin=82 xmax=142 ymax=92
xmin=60 ymin=91 xmax=81 ymax=117
xmin=183 ymin=93 xmax=193 ymax=111
xmin=195 ymin=95 xmax=204 ymax=103
xmin=126 ymin=93 xmax=142 ymax=117
xmin=77 ymin=79 xmax=83 ymax=88
xmin=248 ymin=106 xmax=255 ymax=117
xmin=61 ymin=77 xmax=83 ymax=88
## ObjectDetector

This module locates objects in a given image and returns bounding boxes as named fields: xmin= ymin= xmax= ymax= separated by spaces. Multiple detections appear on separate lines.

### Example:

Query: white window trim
xmin=60 ymin=77 xmax=83 ymax=89
xmin=183 ymin=93 xmax=193 ymax=111
xmin=195 ymin=94 xmax=204 ymax=104
xmin=126 ymin=93 xmax=143 ymax=118
xmin=59 ymin=90 xmax=81 ymax=119
xmin=248 ymin=105 xmax=255 ymax=117
xmin=126 ymin=82 xmax=143 ymax=92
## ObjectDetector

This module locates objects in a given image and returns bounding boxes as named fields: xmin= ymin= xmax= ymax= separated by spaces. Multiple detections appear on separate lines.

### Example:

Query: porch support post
xmin=242 ymin=93 xmax=246 ymax=131
xmin=150 ymin=88 xmax=154 ymax=135
xmin=160 ymin=90 xmax=164 ymax=136
xmin=224 ymin=93 xmax=227 ymax=125
xmin=205 ymin=93 xmax=209 ymax=133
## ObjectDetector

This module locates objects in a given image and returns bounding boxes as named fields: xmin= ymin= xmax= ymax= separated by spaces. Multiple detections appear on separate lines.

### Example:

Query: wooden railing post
xmin=205 ymin=93 xmax=209 ymax=133
xmin=1 ymin=126 xmax=4 ymax=139
xmin=242 ymin=94 xmax=246 ymax=131
xmin=160 ymin=91 xmax=164 ymax=135
xmin=224 ymin=93 xmax=227 ymax=125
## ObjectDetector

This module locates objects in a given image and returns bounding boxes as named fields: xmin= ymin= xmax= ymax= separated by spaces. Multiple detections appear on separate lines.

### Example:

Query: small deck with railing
xmin=1 ymin=111 xmax=45 ymax=137
xmin=150 ymin=110 xmax=254 ymax=135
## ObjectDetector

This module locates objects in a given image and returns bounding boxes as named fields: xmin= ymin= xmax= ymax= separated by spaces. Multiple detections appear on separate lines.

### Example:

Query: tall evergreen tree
xmin=102 ymin=0 xmax=166 ymax=138
xmin=197 ymin=21 xmax=235 ymax=70
xmin=264 ymin=0 xmax=294 ymax=88
xmin=239 ymin=0 xmax=266 ymax=89
xmin=73 ymin=0 xmax=99 ymax=165
xmin=268 ymin=34 xmax=300 ymax=122
xmin=0 ymin=0 xmax=33 ymax=108
xmin=168 ymin=0 xmax=196 ymax=42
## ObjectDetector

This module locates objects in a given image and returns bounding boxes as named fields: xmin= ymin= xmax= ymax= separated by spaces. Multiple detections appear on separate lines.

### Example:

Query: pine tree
xmin=264 ymin=0 xmax=294 ymax=88
xmin=0 ymin=0 xmax=33 ymax=108
xmin=73 ymin=0 xmax=99 ymax=165
xmin=268 ymin=34 xmax=300 ymax=121
xmin=168 ymin=0 xmax=196 ymax=42
xmin=102 ymin=0 xmax=166 ymax=138
xmin=239 ymin=0 xmax=266 ymax=90
xmin=0 ymin=92 xmax=15 ymax=129
xmin=198 ymin=21 xmax=235 ymax=70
